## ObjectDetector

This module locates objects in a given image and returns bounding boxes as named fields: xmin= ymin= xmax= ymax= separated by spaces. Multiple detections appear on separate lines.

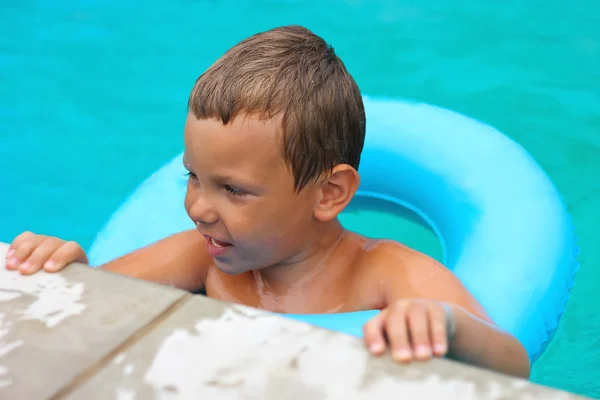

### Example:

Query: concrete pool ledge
xmin=0 ymin=242 xmax=588 ymax=399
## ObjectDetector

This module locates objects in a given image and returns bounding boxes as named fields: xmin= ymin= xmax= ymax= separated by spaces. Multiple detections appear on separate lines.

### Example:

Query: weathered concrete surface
xmin=0 ymin=242 xmax=187 ymax=399
xmin=0 ymin=242 xmax=589 ymax=399
xmin=67 ymin=296 xmax=587 ymax=400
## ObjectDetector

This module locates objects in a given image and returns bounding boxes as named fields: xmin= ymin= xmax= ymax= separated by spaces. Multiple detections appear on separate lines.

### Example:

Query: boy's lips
xmin=203 ymin=235 xmax=233 ymax=257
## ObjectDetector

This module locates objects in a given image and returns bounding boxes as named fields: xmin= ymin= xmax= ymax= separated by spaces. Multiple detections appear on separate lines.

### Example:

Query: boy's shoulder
xmin=352 ymin=237 xmax=491 ymax=320
xmin=355 ymin=237 xmax=440 ymax=277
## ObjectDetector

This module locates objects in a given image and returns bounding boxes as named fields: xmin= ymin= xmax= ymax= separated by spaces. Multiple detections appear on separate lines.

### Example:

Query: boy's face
xmin=183 ymin=113 xmax=320 ymax=274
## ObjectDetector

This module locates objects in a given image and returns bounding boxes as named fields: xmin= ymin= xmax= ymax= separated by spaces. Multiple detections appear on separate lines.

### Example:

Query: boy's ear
xmin=313 ymin=165 xmax=360 ymax=222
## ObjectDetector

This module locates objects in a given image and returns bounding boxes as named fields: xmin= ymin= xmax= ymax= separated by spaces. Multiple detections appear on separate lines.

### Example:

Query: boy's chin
xmin=214 ymin=259 xmax=247 ymax=275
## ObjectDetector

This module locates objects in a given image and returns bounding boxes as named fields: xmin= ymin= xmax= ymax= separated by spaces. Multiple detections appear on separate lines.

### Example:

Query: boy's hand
xmin=363 ymin=299 xmax=455 ymax=363
xmin=4 ymin=231 xmax=88 ymax=275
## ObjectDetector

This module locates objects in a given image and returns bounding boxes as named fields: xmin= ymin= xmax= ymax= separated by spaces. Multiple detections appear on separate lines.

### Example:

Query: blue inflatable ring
xmin=88 ymin=96 xmax=578 ymax=362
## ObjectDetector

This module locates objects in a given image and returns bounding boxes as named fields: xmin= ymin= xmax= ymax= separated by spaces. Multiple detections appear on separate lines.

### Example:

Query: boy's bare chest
xmin=202 ymin=266 xmax=383 ymax=314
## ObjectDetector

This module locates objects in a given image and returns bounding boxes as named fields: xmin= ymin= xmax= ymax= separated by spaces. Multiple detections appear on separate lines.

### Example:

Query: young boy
xmin=4 ymin=25 xmax=530 ymax=378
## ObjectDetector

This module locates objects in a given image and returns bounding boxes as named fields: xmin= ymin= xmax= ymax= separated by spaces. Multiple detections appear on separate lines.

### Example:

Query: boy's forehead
xmin=183 ymin=113 xmax=288 ymax=177
xmin=184 ymin=112 xmax=282 ymax=141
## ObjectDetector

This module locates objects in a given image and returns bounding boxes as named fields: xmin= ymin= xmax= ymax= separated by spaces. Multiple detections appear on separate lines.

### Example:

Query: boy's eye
xmin=225 ymin=185 xmax=246 ymax=196
xmin=185 ymin=171 xmax=198 ymax=179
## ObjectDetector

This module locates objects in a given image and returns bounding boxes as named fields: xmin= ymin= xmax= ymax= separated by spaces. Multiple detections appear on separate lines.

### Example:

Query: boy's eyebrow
xmin=180 ymin=158 xmax=263 ymax=189
xmin=209 ymin=172 xmax=265 ymax=193
xmin=209 ymin=172 xmax=251 ymax=184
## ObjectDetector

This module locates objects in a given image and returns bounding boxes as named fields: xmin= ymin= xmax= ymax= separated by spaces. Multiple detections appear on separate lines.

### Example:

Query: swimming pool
xmin=1 ymin=0 xmax=598 ymax=397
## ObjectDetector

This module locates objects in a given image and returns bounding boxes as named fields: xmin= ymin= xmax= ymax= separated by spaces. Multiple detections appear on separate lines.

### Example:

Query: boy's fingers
xmin=21 ymin=238 xmax=63 ymax=275
xmin=363 ymin=310 xmax=387 ymax=356
xmin=5 ymin=231 xmax=33 ymax=268
xmin=385 ymin=303 xmax=412 ymax=363
xmin=428 ymin=304 xmax=449 ymax=357
xmin=406 ymin=301 xmax=432 ymax=361
xmin=4 ymin=253 xmax=19 ymax=270
xmin=5 ymin=246 xmax=16 ymax=260
xmin=44 ymin=241 xmax=86 ymax=272
xmin=9 ymin=238 xmax=41 ymax=270
xmin=4 ymin=233 xmax=85 ymax=275
xmin=9 ymin=231 xmax=35 ymax=250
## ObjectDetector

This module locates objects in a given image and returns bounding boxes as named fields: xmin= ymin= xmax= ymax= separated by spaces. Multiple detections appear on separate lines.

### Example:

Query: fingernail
xmin=434 ymin=343 xmax=447 ymax=354
xmin=7 ymin=257 xmax=18 ymax=267
xmin=415 ymin=345 xmax=431 ymax=358
xmin=7 ymin=249 xmax=15 ymax=258
xmin=369 ymin=342 xmax=384 ymax=354
xmin=19 ymin=261 xmax=31 ymax=271
xmin=44 ymin=260 xmax=55 ymax=270
xmin=393 ymin=349 xmax=412 ymax=361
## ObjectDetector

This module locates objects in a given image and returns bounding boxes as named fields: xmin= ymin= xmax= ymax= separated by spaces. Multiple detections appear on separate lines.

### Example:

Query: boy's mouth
xmin=207 ymin=236 xmax=231 ymax=247
xmin=203 ymin=235 xmax=233 ymax=257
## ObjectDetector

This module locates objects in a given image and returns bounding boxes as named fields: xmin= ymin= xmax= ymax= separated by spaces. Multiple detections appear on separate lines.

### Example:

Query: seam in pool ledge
xmin=49 ymin=293 xmax=193 ymax=400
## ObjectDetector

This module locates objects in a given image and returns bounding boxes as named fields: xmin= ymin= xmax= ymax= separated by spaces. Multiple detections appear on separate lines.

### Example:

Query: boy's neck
xmin=251 ymin=219 xmax=351 ymax=292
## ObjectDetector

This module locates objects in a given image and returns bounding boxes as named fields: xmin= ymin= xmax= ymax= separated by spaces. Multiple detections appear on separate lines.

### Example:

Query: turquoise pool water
xmin=1 ymin=0 xmax=599 ymax=397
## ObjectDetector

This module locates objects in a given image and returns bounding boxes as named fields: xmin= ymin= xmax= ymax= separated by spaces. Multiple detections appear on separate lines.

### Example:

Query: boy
xmin=4 ymin=25 xmax=530 ymax=378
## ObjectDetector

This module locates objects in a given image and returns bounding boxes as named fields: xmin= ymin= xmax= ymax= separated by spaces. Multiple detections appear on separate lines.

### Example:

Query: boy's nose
xmin=188 ymin=196 xmax=219 ymax=225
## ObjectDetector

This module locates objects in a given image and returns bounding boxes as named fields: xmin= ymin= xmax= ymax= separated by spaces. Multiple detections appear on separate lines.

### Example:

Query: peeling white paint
xmin=512 ymin=379 xmax=530 ymax=389
xmin=0 ymin=365 xmax=11 ymax=389
xmin=124 ymin=364 xmax=134 ymax=376
xmin=0 ymin=333 xmax=23 ymax=357
xmin=0 ymin=242 xmax=87 ymax=390
xmin=0 ymin=292 xmax=21 ymax=302
xmin=0 ymin=313 xmax=23 ymax=390
xmin=0 ymin=243 xmax=87 ymax=328
xmin=139 ymin=304 xmax=573 ymax=399
xmin=141 ymin=305 xmax=507 ymax=399
xmin=114 ymin=353 xmax=126 ymax=365
xmin=116 ymin=387 xmax=136 ymax=400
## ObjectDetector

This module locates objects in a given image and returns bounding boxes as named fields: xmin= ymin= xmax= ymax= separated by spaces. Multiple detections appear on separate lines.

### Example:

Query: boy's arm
xmin=392 ymin=256 xmax=530 ymax=378
xmin=443 ymin=303 xmax=531 ymax=378
xmin=100 ymin=229 xmax=212 ymax=292
xmin=364 ymin=246 xmax=530 ymax=378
